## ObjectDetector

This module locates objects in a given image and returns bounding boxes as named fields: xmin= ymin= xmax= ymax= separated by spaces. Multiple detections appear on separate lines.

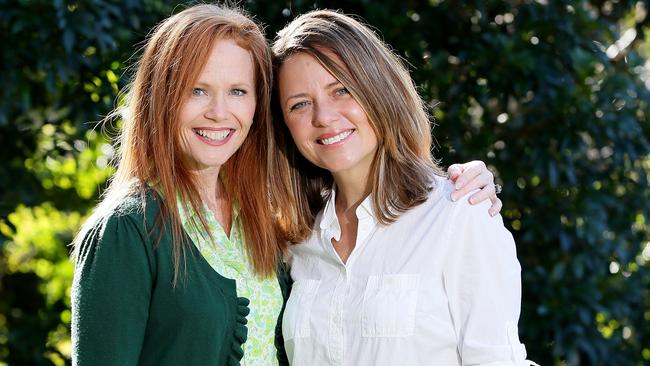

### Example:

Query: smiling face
xmin=179 ymin=38 xmax=256 ymax=172
xmin=278 ymin=52 xmax=378 ymax=179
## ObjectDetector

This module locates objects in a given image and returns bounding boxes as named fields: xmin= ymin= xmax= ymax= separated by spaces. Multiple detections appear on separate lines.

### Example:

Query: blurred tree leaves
xmin=1 ymin=0 xmax=649 ymax=365
xmin=0 ymin=0 xmax=174 ymax=364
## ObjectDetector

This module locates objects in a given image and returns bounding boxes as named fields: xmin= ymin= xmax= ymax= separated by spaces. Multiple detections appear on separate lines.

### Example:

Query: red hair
xmin=76 ymin=4 xmax=282 ymax=281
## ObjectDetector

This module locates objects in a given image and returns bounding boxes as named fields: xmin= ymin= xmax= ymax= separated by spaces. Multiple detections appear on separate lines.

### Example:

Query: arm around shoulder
xmin=72 ymin=211 xmax=155 ymax=365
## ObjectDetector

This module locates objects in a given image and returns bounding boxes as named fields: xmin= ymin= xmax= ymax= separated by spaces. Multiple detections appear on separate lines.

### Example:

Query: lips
xmin=317 ymin=129 xmax=354 ymax=145
xmin=193 ymin=128 xmax=234 ymax=145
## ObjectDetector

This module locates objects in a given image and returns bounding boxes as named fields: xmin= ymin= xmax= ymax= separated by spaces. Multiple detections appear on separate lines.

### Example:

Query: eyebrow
xmin=284 ymin=81 xmax=342 ymax=102
xmin=195 ymin=81 xmax=253 ymax=89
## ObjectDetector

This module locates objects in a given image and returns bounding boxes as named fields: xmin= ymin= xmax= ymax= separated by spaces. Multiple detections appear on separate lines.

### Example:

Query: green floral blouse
xmin=178 ymin=197 xmax=282 ymax=366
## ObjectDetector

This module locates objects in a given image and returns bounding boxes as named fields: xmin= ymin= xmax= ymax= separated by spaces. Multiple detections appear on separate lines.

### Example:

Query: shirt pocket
xmin=282 ymin=279 xmax=321 ymax=340
xmin=361 ymin=274 xmax=420 ymax=337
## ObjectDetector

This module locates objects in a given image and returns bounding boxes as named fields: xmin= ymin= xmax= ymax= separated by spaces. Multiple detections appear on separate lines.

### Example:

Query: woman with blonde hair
xmin=273 ymin=10 xmax=532 ymax=365
xmin=71 ymin=4 xmax=502 ymax=366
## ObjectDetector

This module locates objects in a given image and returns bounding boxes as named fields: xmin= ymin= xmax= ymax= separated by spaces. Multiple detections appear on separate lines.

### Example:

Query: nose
xmin=313 ymin=99 xmax=339 ymax=127
xmin=204 ymin=94 xmax=229 ymax=121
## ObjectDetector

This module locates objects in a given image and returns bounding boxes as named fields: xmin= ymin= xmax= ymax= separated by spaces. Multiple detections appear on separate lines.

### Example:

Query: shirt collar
xmin=176 ymin=193 xmax=195 ymax=227
xmin=318 ymin=187 xmax=377 ymax=231
xmin=319 ymin=188 xmax=338 ymax=230
xmin=356 ymin=196 xmax=376 ymax=220
xmin=176 ymin=193 xmax=240 ymax=228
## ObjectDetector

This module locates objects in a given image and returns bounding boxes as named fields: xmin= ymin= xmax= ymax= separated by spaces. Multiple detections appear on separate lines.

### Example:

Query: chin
xmin=190 ymin=156 xmax=229 ymax=170
xmin=322 ymin=163 xmax=356 ymax=174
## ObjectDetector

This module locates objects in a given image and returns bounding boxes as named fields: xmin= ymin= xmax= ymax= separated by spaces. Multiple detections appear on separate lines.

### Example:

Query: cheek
xmin=284 ymin=119 xmax=316 ymax=159
xmin=290 ymin=125 xmax=312 ymax=149
xmin=282 ymin=115 xmax=303 ymax=142
xmin=181 ymin=98 xmax=217 ymax=132
xmin=348 ymin=103 xmax=367 ymax=123
xmin=179 ymin=100 xmax=198 ymax=126
xmin=348 ymin=104 xmax=376 ymax=138
xmin=240 ymin=100 xmax=257 ymax=130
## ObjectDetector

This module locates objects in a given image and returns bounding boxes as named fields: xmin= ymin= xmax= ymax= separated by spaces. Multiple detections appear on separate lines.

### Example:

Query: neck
xmin=329 ymin=167 xmax=373 ymax=265
xmin=332 ymin=168 xmax=372 ymax=214
xmin=193 ymin=166 xmax=223 ymax=207
xmin=193 ymin=165 xmax=234 ymax=236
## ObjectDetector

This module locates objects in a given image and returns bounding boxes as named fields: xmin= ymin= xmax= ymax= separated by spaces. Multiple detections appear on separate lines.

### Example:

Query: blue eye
xmin=289 ymin=101 xmax=309 ymax=111
xmin=191 ymin=88 xmax=206 ymax=97
xmin=230 ymin=89 xmax=247 ymax=96
xmin=335 ymin=87 xmax=349 ymax=96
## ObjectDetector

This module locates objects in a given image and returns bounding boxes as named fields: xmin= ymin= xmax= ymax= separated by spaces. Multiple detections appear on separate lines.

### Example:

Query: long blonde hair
xmin=271 ymin=10 xmax=444 ymax=243
xmin=73 ymin=4 xmax=282 ymax=280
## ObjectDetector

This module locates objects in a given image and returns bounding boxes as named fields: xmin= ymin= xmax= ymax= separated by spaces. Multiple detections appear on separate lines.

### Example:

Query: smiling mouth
xmin=194 ymin=128 xmax=233 ymax=142
xmin=318 ymin=130 xmax=354 ymax=145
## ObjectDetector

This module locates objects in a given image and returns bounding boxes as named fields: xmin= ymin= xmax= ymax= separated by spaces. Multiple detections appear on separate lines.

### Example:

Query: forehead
xmin=279 ymin=50 xmax=346 ymax=86
xmin=199 ymin=38 xmax=255 ymax=79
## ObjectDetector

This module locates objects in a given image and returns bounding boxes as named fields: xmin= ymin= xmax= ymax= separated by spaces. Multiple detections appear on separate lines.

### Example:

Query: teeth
xmin=196 ymin=129 xmax=230 ymax=141
xmin=319 ymin=130 xmax=353 ymax=145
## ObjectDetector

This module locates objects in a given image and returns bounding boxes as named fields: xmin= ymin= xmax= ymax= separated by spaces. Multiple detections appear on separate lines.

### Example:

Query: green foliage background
xmin=1 ymin=0 xmax=649 ymax=365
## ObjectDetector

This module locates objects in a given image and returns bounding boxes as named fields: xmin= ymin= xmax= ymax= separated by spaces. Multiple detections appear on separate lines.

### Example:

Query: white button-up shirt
xmin=283 ymin=176 xmax=531 ymax=365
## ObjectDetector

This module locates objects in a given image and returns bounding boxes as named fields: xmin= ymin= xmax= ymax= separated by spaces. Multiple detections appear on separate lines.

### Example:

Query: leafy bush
xmin=1 ymin=1 xmax=648 ymax=365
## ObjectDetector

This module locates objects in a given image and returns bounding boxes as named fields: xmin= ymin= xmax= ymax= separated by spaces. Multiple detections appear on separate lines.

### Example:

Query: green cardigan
xmin=72 ymin=192 xmax=249 ymax=366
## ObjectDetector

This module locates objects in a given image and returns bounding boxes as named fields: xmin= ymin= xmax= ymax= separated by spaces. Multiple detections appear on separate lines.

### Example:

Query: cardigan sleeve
xmin=443 ymin=199 xmax=531 ymax=366
xmin=71 ymin=212 xmax=155 ymax=366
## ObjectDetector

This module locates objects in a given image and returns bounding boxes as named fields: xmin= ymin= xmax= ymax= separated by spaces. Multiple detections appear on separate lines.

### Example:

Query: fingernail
xmin=451 ymin=193 xmax=457 ymax=202
xmin=469 ymin=197 xmax=475 ymax=204
xmin=455 ymin=183 xmax=463 ymax=190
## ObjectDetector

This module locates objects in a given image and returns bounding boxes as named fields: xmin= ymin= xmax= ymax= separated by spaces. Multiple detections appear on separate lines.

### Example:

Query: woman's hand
xmin=448 ymin=160 xmax=502 ymax=217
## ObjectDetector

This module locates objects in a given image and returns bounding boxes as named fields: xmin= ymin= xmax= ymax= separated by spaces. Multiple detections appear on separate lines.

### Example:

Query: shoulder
xmin=99 ymin=191 xmax=158 ymax=234
xmin=426 ymin=174 xmax=490 ymax=223
xmin=426 ymin=174 xmax=455 ymax=203
xmin=409 ymin=174 xmax=457 ymax=218
xmin=397 ymin=175 xmax=493 ymax=236
xmin=74 ymin=190 xmax=164 ymax=261
xmin=111 ymin=189 xmax=163 ymax=222
xmin=102 ymin=189 xmax=165 ymax=230
xmin=424 ymin=174 xmax=517 ymax=254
